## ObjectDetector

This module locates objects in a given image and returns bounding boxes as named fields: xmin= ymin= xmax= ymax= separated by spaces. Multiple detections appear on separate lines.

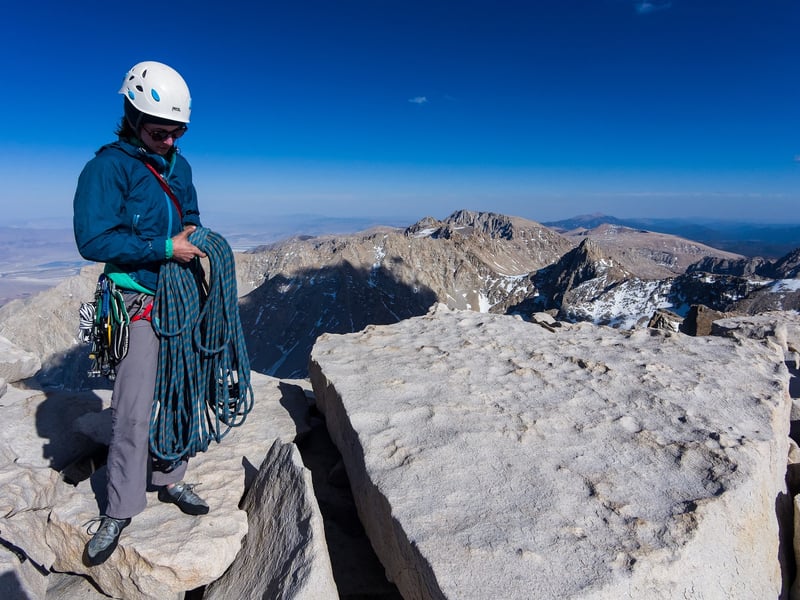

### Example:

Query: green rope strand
xmin=149 ymin=228 xmax=254 ymax=463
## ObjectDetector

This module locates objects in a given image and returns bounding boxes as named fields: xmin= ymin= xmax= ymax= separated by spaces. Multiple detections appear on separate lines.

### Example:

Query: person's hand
xmin=171 ymin=226 xmax=206 ymax=263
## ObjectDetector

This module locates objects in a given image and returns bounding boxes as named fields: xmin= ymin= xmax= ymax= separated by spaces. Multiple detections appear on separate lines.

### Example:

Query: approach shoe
xmin=85 ymin=515 xmax=131 ymax=566
xmin=158 ymin=481 xmax=209 ymax=515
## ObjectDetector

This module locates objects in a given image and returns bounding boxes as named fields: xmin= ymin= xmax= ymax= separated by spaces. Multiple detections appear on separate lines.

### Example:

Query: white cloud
xmin=408 ymin=96 xmax=428 ymax=105
xmin=635 ymin=1 xmax=672 ymax=15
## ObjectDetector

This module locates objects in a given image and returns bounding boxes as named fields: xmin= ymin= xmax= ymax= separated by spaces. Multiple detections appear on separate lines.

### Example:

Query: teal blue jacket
xmin=73 ymin=139 xmax=201 ymax=293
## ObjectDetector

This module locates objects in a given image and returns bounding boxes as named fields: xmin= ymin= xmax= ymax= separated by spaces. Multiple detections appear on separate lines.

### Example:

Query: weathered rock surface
xmin=712 ymin=310 xmax=800 ymax=351
xmin=309 ymin=305 xmax=791 ymax=599
xmin=0 ymin=334 xmax=40 ymax=383
xmin=0 ymin=371 xmax=326 ymax=600
xmin=204 ymin=439 xmax=338 ymax=600
xmin=1 ymin=543 xmax=49 ymax=600
xmin=646 ymin=308 xmax=682 ymax=332
xmin=679 ymin=303 xmax=735 ymax=336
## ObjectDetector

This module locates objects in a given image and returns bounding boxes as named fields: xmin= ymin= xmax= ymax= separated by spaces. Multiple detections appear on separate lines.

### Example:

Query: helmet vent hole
xmin=142 ymin=69 xmax=148 ymax=78
xmin=136 ymin=85 xmax=144 ymax=92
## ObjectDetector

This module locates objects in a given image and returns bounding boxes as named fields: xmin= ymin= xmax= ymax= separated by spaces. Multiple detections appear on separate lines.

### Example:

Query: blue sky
xmin=1 ymin=0 xmax=798 ymax=229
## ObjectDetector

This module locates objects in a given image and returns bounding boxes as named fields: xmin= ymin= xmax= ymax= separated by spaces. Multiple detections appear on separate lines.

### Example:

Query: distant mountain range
xmin=230 ymin=210 xmax=800 ymax=378
xmin=543 ymin=213 xmax=800 ymax=259
xmin=2 ymin=209 xmax=800 ymax=387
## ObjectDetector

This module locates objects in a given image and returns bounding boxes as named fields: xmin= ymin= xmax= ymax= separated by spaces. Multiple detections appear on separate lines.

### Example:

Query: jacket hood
xmin=98 ymin=139 xmax=172 ymax=173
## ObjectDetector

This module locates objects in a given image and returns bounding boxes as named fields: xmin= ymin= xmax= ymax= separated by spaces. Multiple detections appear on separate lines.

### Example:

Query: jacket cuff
xmin=165 ymin=238 xmax=174 ymax=260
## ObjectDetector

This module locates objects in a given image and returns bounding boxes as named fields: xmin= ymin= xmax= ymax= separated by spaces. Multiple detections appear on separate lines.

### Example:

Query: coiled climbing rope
xmin=149 ymin=227 xmax=254 ymax=463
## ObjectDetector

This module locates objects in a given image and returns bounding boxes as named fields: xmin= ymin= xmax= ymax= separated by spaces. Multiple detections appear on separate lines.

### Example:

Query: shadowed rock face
xmin=237 ymin=211 xmax=573 ymax=378
xmin=687 ymin=255 xmax=770 ymax=277
xmin=538 ymin=237 xmax=634 ymax=308
xmin=310 ymin=306 xmax=791 ymax=600
xmin=769 ymin=248 xmax=800 ymax=279
xmin=203 ymin=439 xmax=338 ymax=600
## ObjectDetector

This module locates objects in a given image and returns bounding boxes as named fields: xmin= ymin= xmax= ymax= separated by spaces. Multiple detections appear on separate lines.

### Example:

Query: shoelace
xmin=84 ymin=516 xmax=125 ymax=539
xmin=169 ymin=482 xmax=203 ymax=502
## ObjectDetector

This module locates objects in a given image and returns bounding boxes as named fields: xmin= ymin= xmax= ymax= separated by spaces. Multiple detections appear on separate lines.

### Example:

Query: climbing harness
xmin=130 ymin=300 xmax=153 ymax=322
xmin=79 ymin=274 xmax=130 ymax=380
xmin=149 ymin=227 xmax=254 ymax=463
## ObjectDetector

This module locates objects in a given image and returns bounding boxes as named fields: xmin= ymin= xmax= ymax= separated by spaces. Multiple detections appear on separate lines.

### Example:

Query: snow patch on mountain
xmin=563 ymin=278 xmax=674 ymax=329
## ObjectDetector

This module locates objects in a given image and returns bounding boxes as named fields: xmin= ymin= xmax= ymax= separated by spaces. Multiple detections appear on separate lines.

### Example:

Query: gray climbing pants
xmin=105 ymin=299 xmax=187 ymax=519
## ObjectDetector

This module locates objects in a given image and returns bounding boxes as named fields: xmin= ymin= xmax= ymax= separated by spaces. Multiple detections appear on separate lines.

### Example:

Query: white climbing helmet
xmin=118 ymin=61 xmax=191 ymax=124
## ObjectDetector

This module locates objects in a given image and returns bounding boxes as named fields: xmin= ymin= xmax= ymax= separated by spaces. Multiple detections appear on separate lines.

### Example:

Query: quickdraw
xmin=79 ymin=274 xmax=130 ymax=380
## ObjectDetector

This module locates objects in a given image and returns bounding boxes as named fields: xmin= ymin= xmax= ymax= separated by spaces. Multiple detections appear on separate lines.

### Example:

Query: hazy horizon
xmin=6 ymin=205 xmax=800 ymax=235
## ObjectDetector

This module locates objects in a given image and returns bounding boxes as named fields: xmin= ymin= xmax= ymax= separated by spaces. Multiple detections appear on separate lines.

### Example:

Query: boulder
xmin=310 ymin=305 xmax=791 ymax=599
xmin=647 ymin=308 xmax=682 ymax=332
xmin=43 ymin=572 xmax=110 ymax=599
xmin=0 ymin=372 xmax=308 ymax=600
xmin=530 ymin=311 xmax=560 ymax=332
xmin=0 ymin=335 xmax=40 ymax=383
xmin=0 ymin=544 xmax=48 ymax=600
xmin=679 ymin=303 xmax=731 ymax=336
xmin=712 ymin=309 xmax=800 ymax=358
xmin=204 ymin=439 xmax=338 ymax=600
xmin=0 ymin=384 xmax=76 ymax=571
xmin=711 ymin=312 xmax=789 ymax=349
xmin=711 ymin=312 xmax=800 ymax=425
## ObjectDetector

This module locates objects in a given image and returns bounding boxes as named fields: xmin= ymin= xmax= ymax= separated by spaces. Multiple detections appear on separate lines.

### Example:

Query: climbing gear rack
xmin=80 ymin=274 xmax=130 ymax=380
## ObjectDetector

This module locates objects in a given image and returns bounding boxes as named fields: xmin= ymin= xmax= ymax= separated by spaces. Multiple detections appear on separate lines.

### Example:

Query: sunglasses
xmin=142 ymin=125 xmax=187 ymax=142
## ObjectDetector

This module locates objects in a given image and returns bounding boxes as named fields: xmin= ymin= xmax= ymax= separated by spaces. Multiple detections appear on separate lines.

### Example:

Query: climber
xmin=73 ymin=61 xmax=209 ymax=566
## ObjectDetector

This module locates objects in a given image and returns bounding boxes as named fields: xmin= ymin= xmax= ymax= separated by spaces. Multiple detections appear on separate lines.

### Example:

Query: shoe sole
xmin=85 ymin=518 xmax=131 ymax=566
xmin=86 ymin=538 xmax=120 ymax=566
